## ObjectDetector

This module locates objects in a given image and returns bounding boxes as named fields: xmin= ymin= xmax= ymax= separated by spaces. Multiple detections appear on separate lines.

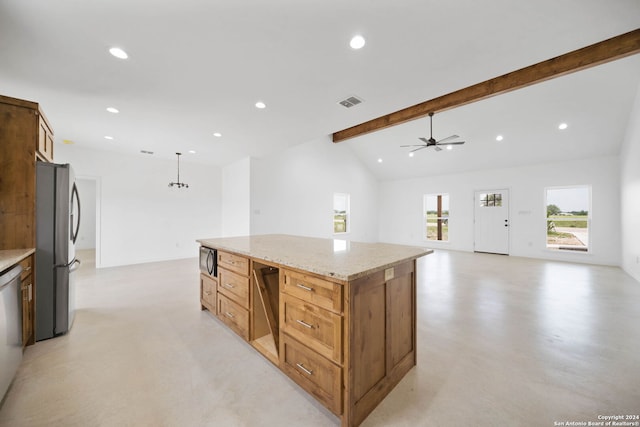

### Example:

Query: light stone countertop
xmin=0 ymin=248 xmax=35 ymax=273
xmin=197 ymin=234 xmax=432 ymax=282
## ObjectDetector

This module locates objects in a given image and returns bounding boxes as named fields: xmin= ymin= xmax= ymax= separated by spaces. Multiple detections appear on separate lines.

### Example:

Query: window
xmin=333 ymin=193 xmax=350 ymax=234
xmin=424 ymin=194 xmax=449 ymax=241
xmin=545 ymin=186 xmax=590 ymax=252
xmin=479 ymin=192 xmax=502 ymax=207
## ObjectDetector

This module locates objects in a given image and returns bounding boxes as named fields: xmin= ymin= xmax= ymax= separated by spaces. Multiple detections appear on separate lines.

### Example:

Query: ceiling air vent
xmin=338 ymin=95 xmax=363 ymax=108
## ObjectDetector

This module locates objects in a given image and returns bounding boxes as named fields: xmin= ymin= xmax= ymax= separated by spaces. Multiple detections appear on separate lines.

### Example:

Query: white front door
xmin=474 ymin=189 xmax=510 ymax=255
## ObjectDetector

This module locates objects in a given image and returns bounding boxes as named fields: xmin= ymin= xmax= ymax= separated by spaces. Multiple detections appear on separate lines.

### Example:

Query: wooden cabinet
xmin=37 ymin=115 xmax=54 ymax=162
xmin=198 ymin=239 xmax=421 ymax=427
xmin=200 ymin=273 xmax=216 ymax=313
xmin=218 ymin=268 xmax=250 ymax=308
xmin=19 ymin=255 xmax=34 ymax=346
xmin=281 ymin=334 xmax=342 ymax=415
xmin=0 ymin=94 xmax=54 ymax=347
xmin=217 ymin=293 xmax=250 ymax=340
xmin=214 ymin=250 xmax=251 ymax=340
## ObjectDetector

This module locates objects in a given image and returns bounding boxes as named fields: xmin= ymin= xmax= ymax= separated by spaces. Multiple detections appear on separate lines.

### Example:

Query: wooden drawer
xmin=282 ymin=270 xmax=342 ymax=314
xmin=218 ymin=268 xmax=250 ymax=308
xmin=281 ymin=294 xmax=342 ymax=364
xmin=217 ymin=293 xmax=249 ymax=340
xmin=281 ymin=334 xmax=342 ymax=415
xmin=19 ymin=255 xmax=33 ymax=281
xmin=200 ymin=273 xmax=217 ymax=311
xmin=218 ymin=251 xmax=249 ymax=276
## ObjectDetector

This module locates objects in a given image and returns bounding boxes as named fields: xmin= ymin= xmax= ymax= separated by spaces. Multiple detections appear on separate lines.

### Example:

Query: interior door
xmin=474 ymin=189 xmax=510 ymax=255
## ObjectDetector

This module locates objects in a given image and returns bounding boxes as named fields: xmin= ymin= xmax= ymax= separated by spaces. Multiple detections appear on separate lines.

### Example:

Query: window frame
xmin=333 ymin=192 xmax=350 ymax=235
xmin=423 ymin=193 xmax=450 ymax=243
xmin=544 ymin=185 xmax=591 ymax=253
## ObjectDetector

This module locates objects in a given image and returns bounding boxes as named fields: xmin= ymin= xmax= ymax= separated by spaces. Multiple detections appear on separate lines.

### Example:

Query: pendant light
xmin=168 ymin=152 xmax=189 ymax=188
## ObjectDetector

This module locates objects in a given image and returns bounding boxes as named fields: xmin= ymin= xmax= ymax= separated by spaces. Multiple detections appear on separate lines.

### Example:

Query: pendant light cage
xmin=168 ymin=152 xmax=189 ymax=188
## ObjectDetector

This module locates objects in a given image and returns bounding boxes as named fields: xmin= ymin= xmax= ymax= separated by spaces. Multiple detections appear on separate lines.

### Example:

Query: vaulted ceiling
xmin=1 ymin=1 xmax=639 ymax=180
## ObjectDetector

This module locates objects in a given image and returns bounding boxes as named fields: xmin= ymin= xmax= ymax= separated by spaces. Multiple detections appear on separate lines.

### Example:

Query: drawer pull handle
xmin=296 ymin=283 xmax=313 ymax=292
xmin=296 ymin=363 xmax=313 ymax=376
xmin=223 ymin=283 xmax=235 ymax=289
xmin=225 ymin=312 xmax=235 ymax=319
xmin=25 ymin=266 xmax=32 ymax=272
xmin=296 ymin=319 xmax=314 ymax=329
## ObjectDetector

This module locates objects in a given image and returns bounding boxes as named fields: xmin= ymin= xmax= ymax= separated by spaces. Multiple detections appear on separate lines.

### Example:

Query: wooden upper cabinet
xmin=1 ymin=94 xmax=51 ymax=348
xmin=37 ymin=113 xmax=54 ymax=162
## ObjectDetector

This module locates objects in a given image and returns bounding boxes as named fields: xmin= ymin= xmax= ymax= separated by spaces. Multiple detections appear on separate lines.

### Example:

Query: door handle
xmin=71 ymin=183 xmax=81 ymax=244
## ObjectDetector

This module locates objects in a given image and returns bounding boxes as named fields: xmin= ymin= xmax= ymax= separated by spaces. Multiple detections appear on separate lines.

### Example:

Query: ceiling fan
xmin=401 ymin=112 xmax=465 ymax=152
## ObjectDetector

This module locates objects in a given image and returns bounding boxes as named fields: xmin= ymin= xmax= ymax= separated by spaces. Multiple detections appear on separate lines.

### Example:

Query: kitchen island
xmin=197 ymin=235 xmax=432 ymax=427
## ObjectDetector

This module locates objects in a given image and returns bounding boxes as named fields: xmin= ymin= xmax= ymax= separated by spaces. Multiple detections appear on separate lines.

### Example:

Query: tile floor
xmin=0 ymin=249 xmax=639 ymax=426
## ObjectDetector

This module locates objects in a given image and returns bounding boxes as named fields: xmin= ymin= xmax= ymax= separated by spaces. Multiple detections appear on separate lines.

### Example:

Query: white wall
xmin=379 ymin=155 xmax=621 ymax=266
xmin=250 ymin=136 xmax=379 ymax=242
xmin=75 ymin=178 xmax=96 ymax=250
xmin=620 ymin=82 xmax=640 ymax=281
xmin=56 ymin=145 xmax=222 ymax=267
xmin=221 ymin=157 xmax=251 ymax=237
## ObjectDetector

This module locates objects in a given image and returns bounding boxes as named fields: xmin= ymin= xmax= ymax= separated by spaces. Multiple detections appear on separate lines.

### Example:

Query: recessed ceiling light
xmin=409 ymin=152 xmax=414 ymax=157
xmin=104 ymin=136 xmax=114 ymax=140
xmin=213 ymin=132 xmax=222 ymax=137
xmin=377 ymin=158 xmax=383 ymax=163
xmin=109 ymin=47 xmax=128 ymax=59
xmin=255 ymin=101 xmax=266 ymax=109
xmin=558 ymin=123 xmax=568 ymax=130
xmin=188 ymin=150 xmax=196 ymax=154
xmin=496 ymin=135 xmax=504 ymax=141
xmin=446 ymin=145 xmax=453 ymax=150
xmin=350 ymin=35 xmax=366 ymax=50
xmin=106 ymin=107 xmax=119 ymax=113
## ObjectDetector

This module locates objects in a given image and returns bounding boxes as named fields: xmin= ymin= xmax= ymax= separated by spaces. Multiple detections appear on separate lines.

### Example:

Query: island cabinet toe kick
xmin=197 ymin=235 xmax=431 ymax=427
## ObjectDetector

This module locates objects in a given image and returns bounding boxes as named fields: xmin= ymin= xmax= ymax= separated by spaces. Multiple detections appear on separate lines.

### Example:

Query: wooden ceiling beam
xmin=332 ymin=28 xmax=640 ymax=143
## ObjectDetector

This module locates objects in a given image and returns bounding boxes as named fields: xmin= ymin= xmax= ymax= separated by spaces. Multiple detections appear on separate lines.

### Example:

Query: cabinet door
xmin=38 ymin=116 xmax=54 ymax=162
xmin=200 ymin=274 xmax=217 ymax=312
xmin=21 ymin=279 xmax=33 ymax=346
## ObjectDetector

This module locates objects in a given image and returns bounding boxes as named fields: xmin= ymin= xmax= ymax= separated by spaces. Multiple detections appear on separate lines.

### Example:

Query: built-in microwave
xmin=199 ymin=246 xmax=217 ymax=277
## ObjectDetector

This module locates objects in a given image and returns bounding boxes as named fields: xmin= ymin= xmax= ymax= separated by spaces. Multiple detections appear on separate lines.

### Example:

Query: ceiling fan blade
xmin=410 ymin=146 xmax=428 ymax=153
xmin=418 ymin=137 xmax=430 ymax=144
xmin=400 ymin=144 xmax=427 ymax=147
xmin=434 ymin=146 xmax=442 ymax=152
xmin=435 ymin=135 xmax=460 ymax=144
xmin=437 ymin=141 xmax=466 ymax=146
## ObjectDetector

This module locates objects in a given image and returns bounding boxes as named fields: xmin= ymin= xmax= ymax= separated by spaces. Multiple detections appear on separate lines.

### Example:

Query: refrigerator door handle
xmin=69 ymin=259 xmax=81 ymax=272
xmin=70 ymin=183 xmax=81 ymax=244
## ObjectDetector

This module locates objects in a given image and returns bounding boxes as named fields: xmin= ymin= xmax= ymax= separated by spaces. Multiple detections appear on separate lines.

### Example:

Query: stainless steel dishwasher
xmin=0 ymin=264 xmax=22 ymax=403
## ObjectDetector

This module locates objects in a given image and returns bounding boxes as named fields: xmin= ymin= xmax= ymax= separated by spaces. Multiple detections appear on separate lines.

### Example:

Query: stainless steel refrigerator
xmin=36 ymin=162 xmax=81 ymax=341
